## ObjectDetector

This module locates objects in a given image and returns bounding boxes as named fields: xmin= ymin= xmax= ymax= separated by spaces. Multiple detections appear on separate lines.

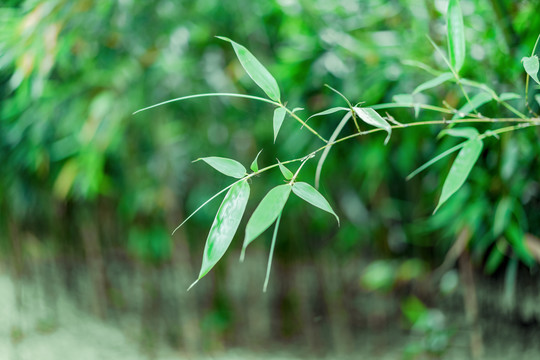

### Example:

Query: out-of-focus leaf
xmin=189 ymin=180 xmax=250 ymax=290
xmin=217 ymin=36 xmax=281 ymax=101
xmin=499 ymin=92 xmax=521 ymax=101
xmin=392 ymin=94 xmax=420 ymax=117
xmin=292 ymin=181 xmax=339 ymax=225
xmin=242 ymin=184 xmax=291 ymax=255
xmin=452 ymin=93 xmax=492 ymax=119
xmin=438 ymin=127 xmax=479 ymax=140
xmin=273 ymin=107 xmax=287 ymax=142
xmin=447 ymin=0 xmax=465 ymax=72
xmin=412 ymin=72 xmax=453 ymax=94
xmin=493 ymin=197 xmax=513 ymax=238
xmin=195 ymin=157 xmax=247 ymax=178
xmin=353 ymin=107 xmax=391 ymax=145
xmin=250 ymin=150 xmax=263 ymax=172
xmin=361 ymin=260 xmax=396 ymax=291
xmin=484 ymin=240 xmax=507 ymax=275
xmin=503 ymin=257 xmax=518 ymax=309
xmin=277 ymin=160 xmax=293 ymax=180
xmin=505 ymin=223 xmax=534 ymax=266
xmin=434 ymin=139 xmax=483 ymax=213
xmin=535 ymin=94 xmax=540 ymax=106
xmin=522 ymin=55 xmax=540 ymax=85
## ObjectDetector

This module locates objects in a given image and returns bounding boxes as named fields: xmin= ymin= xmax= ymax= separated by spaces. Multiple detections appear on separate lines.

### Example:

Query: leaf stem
xmin=134 ymin=93 xmax=279 ymax=114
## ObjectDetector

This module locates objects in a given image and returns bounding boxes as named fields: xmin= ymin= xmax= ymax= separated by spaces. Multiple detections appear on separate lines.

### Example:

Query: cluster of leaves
xmin=136 ymin=0 xmax=540 ymax=289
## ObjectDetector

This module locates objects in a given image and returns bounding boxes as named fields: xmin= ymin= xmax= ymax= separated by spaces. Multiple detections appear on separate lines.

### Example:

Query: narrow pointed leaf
xmin=452 ymin=92 xmax=492 ymax=119
xmin=434 ymin=139 xmax=483 ymax=213
xmin=277 ymin=160 xmax=293 ymax=180
xmin=535 ymin=94 xmax=540 ymax=107
xmin=499 ymin=92 xmax=521 ymax=101
xmin=353 ymin=107 xmax=392 ymax=145
xmin=196 ymin=157 xmax=247 ymax=178
xmin=522 ymin=55 xmax=540 ymax=85
xmin=439 ymin=127 xmax=479 ymax=140
xmin=392 ymin=94 xmax=413 ymax=103
xmin=217 ymin=36 xmax=281 ymax=101
xmin=292 ymin=182 xmax=339 ymax=225
xmin=273 ymin=107 xmax=287 ymax=143
xmin=263 ymin=212 xmax=281 ymax=292
xmin=243 ymin=184 xmax=291 ymax=252
xmin=413 ymin=72 xmax=453 ymax=94
xmin=315 ymin=112 xmax=351 ymax=188
xmin=250 ymin=150 xmax=263 ymax=172
xmin=447 ymin=0 xmax=465 ymax=72
xmin=189 ymin=180 xmax=250 ymax=290
xmin=406 ymin=142 xmax=466 ymax=181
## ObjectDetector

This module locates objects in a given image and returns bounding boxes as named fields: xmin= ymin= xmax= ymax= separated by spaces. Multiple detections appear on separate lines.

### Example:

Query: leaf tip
xmin=187 ymin=279 xmax=199 ymax=291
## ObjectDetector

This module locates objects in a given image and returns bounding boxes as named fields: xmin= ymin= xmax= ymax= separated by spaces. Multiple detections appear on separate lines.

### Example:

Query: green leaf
xmin=505 ymin=223 xmax=534 ymax=266
xmin=452 ymin=92 xmax=492 ymax=119
xmin=392 ymin=94 xmax=420 ymax=117
xmin=353 ymin=107 xmax=392 ymax=145
xmin=406 ymin=142 xmax=465 ymax=181
xmin=217 ymin=36 xmax=281 ymax=102
xmin=188 ymin=180 xmax=250 ymax=290
xmin=412 ymin=72 xmax=453 ymax=94
xmin=522 ymin=55 xmax=540 ymax=85
xmin=277 ymin=160 xmax=294 ymax=180
xmin=434 ymin=139 xmax=483 ymax=213
xmin=484 ymin=240 xmax=507 ymax=275
xmin=273 ymin=107 xmax=287 ymax=143
xmin=493 ymin=197 xmax=513 ymax=238
xmin=447 ymin=0 xmax=465 ymax=72
xmin=250 ymin=150 xmax=263 ymax=172
xmin=438 ymin=127 xmax=479 ymax=140
xmin=263 ymin=212 xmax=281 ymax=292
xmin=315 ymin=112 xmax=352 ymax=188
xmin=499 ymin=92 xmax=521 ymax=101
xmin=292 ymin=182 xmax=339 ymax=225
xmin=536 ymin=94 xmax=540 ymax=107
xmin=195 ymin=157 xmax=247 ymax=178
xmin=242 ymin=184 xmax=291 ymax=255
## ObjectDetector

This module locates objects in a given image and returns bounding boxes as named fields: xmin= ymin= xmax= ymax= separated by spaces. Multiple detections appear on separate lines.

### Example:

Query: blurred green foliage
xmin=1 ymin=0 xmax=540 ymax=343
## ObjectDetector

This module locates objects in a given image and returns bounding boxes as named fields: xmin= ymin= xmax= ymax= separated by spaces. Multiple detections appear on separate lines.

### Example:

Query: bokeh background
xmin=1 ymin=0 xmax=540 ymax=359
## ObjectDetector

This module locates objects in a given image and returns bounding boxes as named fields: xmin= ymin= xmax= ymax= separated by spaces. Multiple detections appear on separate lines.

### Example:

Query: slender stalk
xmin=134 ymin=93 xmax=279 ymax=114
xmin=282 ymin=104 xmax=328 ymax=143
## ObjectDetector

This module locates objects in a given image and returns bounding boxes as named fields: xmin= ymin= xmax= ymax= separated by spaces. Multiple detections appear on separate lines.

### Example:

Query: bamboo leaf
xmin=452 ymin=92 xmax=492 ymax=119
xmin=217 ymin=36 xmax=281 ymax=101
xmin=499 ymin=92 xmax=521 ymax=101
xmin=484 ymin=240 xmax=507 ymax=275
xmin=250 ymin=150 xmax=263 ymax=172
xmin=522 ymin=55 xmax=540 ymax=85
xmin=447 ymin=0 xmax=465 ymax=72
xmin=273 ymin=107 xmax=287 ymax=143
xmin=438 ymin=127 xmax=479 ymax=140
xmin=242 ymin=184 xmax=292 ymax=255
xmin=277 ymin=160 xmax=294 ymax=180
xmin=407 ymin=142 xmax=466 ymax=181
xmin=315 ymin=112 xmax=352 ymax=188
xmin=353 ymin=107 xmax=392 ymax=145
xmin=188 ymin=180 xmax=250 ymax=290
xmin=413 ymin=72 xmax=454 ymax=94
xmin=195 ymin=157 xmax=247 ymax=178
xmin=263 ymin=212 xmax=281 ymax=292
xmin=292 ymin=182 xmax=339 ymax=225
xmin=493 ymin=197 xmax=513 ymax=238
xmin=434 ymin=139 xmax=483 ymax=213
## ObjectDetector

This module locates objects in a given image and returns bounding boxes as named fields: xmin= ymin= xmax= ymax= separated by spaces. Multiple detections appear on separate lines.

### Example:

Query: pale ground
xmin=1 ymin=272 xmax=540 ymax=360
